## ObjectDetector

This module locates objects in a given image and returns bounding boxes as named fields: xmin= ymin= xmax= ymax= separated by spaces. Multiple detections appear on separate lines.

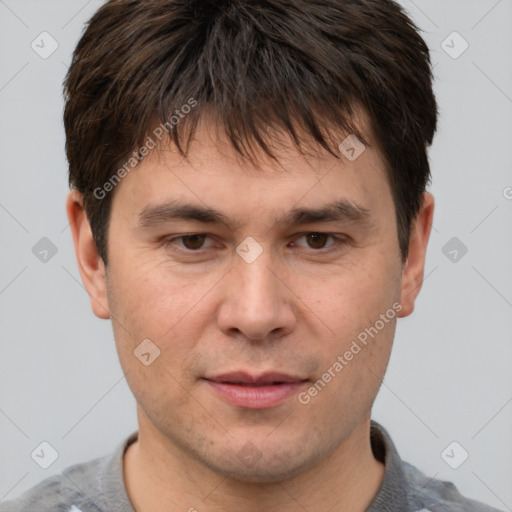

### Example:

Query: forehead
xmin=110 ymin=112 xmax=393 ymax=229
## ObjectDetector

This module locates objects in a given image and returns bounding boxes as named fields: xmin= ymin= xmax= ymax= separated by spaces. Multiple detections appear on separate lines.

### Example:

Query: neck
xmin=123 ymin=412 xmax=385 ymax=512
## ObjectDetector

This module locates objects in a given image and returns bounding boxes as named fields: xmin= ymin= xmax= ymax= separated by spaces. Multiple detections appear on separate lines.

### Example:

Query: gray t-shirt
xmin=1 ymin=421 xmax=503 ymax=512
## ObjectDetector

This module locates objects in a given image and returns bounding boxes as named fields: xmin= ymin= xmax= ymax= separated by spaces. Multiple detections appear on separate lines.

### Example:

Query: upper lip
xmin=204 ymin=371 xmax=308 ymax=385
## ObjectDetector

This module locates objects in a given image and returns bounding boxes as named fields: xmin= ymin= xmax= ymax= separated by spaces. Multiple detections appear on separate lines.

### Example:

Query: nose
xmin=216 ymin=250 xmax=297 ymax=342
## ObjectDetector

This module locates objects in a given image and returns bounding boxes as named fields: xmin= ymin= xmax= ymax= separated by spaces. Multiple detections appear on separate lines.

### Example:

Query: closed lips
xmin=204 ymin=372 xmax=308 ymax=385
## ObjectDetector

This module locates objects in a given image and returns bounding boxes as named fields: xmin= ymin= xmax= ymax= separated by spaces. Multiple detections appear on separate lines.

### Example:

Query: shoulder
xmin=403 ymin=461 xmax=505 ymax=512
xmin=369 ymin=421 xmax=504 ymax=512
xmin=1 ymin=454 xmax=108 ymax=512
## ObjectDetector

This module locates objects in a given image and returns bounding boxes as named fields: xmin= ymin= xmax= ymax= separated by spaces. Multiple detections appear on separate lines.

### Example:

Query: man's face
xmin=90 ymin=118 xmax=413 ymax=482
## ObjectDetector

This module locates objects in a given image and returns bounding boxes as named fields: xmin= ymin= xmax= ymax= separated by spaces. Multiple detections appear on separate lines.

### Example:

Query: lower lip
xmin=205 ymin=380 xmax=308 ymax=409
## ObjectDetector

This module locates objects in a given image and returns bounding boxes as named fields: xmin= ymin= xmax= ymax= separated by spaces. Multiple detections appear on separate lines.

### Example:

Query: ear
xmin=398 ymin=192 xmax=435 ymax=318
xmin=66 ymin=190 xmax=110 ymax=319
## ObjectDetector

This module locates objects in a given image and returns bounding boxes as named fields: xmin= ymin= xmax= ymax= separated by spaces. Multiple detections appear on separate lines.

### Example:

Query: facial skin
xmin=67 ymin=114 xmax=434 ymax=512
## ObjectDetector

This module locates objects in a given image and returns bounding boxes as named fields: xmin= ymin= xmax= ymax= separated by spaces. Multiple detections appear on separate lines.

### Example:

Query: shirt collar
xmin=102 ymin=421 xmax=410 ymax=512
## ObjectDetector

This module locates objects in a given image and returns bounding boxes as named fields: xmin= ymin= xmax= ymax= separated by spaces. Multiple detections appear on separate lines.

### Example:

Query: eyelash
xmin=162 ymin=233 xmax=347 ymax=255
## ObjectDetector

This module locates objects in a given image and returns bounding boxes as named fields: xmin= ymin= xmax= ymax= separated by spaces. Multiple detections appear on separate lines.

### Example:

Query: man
xmin=2 ymin=0 xmax=502 ymax=511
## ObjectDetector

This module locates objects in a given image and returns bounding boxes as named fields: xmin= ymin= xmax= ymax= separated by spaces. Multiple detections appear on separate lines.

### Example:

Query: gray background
xmin=1 ymin=0 xmax=511 ymax=509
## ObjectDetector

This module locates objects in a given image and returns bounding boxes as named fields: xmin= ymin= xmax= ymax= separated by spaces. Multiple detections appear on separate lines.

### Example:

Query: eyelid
xmin=290 ymin=233 xmax=347 ymax=253
xmin=163 ymin=233 xmax=216 ymax=251
xmin=163 ymin=232 xmax=347 ymax=254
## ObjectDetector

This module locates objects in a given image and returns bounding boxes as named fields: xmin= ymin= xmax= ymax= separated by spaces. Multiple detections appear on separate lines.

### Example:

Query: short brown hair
xmin=64 ymin=0 xmax=438 ymax=264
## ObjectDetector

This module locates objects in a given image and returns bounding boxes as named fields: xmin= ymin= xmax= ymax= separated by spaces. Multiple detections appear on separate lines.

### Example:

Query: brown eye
xmin=180 ymin=234 xmax=208 ymax=250
xmin=305 ymin=233 xmax=330 ymax=249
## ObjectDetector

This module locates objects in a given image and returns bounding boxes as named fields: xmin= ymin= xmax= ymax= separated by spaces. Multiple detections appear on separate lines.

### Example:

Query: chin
xmin=202 ymin=444 xmax=325 ymax=485
xmin=215 ymin=462 xmax=307 ymax=485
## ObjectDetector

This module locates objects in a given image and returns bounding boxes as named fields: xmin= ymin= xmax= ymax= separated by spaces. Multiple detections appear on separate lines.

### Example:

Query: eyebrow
xmin=137 ymin=199 xmax=373 ymax=230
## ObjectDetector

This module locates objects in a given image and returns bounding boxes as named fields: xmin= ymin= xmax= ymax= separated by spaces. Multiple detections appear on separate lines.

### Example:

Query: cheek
xmin=105 ymin=257 xmax=223 ymax=396
xmin=107 ymin=252 xmax=217 ymax=340
xmin=299 ymin=311 xmax=396 ymax=427
xmin=295 ymin=251 xmax=401 ymax=409
xmin=106 ymin=269 xmax=202 ymax=420
xmin=305 ymin=258 xmax=400 ymax=343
